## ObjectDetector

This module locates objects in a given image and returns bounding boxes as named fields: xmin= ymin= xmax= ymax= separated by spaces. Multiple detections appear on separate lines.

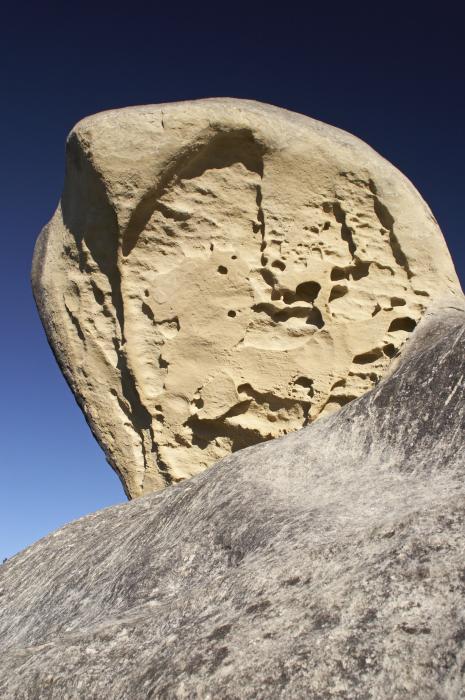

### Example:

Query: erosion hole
xmin=306 ymin=307 xmax=324 ymax=328
xmin=353 ymin=348 xmax=383 ymax=364
xmin=330 ymin=261 xmax=370 ymax=282
xmin=141 ymin=302 xmax=155 ymax=322
xmin=296 ymin=281 xmax=321 ymax=303
xmin=388 ymin=317 xmax=417 ymax=333
xmin=329 ymin=285 xmax=348 ymax=303
xmin=383 ymin=344 xmax=397 ymax=358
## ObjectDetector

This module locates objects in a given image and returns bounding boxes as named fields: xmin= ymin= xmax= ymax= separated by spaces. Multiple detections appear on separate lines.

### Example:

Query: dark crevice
xmin=275 ymin=306 xmax=312 ymax=322
xmin=388 ymin=317 xmax=417 ymax=333
xmin=141 ymin=302 xmax=155 ymax=322
xmin=258 ymin=273 xmax=322 ymax=313
xmin=368 ymin=179 xmax=378 ymax=196
xmin=331 ymin=378 xmax=346 ymax=389
xmin=296 ymin=281 xmax=321 ymax=303
xmin=222 ymin=400 xmax=253 ymax=418
xmin=90 ymin=281 xmax=105 ymax=306
xmin=252 ymin=303 xmax=306 ymax=320
xmin=371 ymin=187 xmax=413 ymax=279
xmin=306 ymin=306 xmax=324 ymax=328
xmin=252 ymin=302 xmax=324 ymax=327
xmin=111 ymin=339 xmax=152 ymax=430
xmin=112 ymin=336 xmax=161 ymax=492
xmin=255 ymin=183 xmax=267 ymax=279
xmin=389 ymin=231 xmax=413 ymax=279
xmin=65 ymin=304 xmax=86 ymax=343
xmin=383 ymin=343 xmax=398 ymax=358
xmin=349 ymin=371 xmax=379 ymax=382
xmin=372 ymin=262 xmax=395 ymax=276
xmin=353 ymin=348 xmax=384 ymax=364
xmin=281 ymin=290 xmax=298 ymax=304
xmin=148 ymin=425 xmax=174 ymax=487
xmin=323 ymin=394 xmax=358 ymax=410
xmin=110 ymin=388 xmax=172 ymax=490
xmin=331 ymin=260 xmax=370 ymax=281
xmin=332 ymin=201 xmax=356 ymax=257
xmin=259 ymin=268 xmax=276 ymax=288
xmin=329 ymin=285 xmax=348 ymax=303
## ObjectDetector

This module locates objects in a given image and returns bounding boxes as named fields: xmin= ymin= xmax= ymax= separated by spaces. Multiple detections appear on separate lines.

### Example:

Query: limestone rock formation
xmin=32 ymin=99 xmax=462 ymax=497
xmin=1 ymin=300 xmax=464 ymax=698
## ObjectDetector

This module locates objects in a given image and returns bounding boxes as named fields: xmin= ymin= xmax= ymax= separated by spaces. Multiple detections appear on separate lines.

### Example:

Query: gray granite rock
xmin=0 ymin=298 xmax=464 ymax=699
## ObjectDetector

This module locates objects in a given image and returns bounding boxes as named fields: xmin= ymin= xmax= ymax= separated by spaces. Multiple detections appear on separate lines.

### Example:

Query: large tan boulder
xmin=32 ymin=99 xmax=462 ymax=498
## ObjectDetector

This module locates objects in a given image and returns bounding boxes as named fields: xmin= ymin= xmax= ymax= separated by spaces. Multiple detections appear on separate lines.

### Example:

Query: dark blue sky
xmin=1 ymin=4 xmax=463 ymax=560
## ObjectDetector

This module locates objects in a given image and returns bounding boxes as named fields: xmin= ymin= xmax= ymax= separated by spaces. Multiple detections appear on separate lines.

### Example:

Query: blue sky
xmin=1 ymin=4 xmax=464 ymax=560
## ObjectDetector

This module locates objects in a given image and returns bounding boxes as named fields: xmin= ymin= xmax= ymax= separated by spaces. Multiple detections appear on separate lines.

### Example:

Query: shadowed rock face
xmin=31 ymin=99 xmax=461 ymax=497
xmin=1 ymin=300 xmax=464 ymax=699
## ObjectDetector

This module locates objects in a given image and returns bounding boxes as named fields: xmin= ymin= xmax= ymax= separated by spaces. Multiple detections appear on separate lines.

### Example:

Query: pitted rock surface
xmin=32 ymin=99 xmax=461 ymax=496
xmin=1 ymin=301 xmax=464 ymax=698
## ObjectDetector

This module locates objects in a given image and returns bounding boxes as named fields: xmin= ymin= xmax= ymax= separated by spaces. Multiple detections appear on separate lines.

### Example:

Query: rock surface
xmin=1 ymin=299 xmax=464 ymax=699
xmin=32 ymin=99 xmax=462 ymax=497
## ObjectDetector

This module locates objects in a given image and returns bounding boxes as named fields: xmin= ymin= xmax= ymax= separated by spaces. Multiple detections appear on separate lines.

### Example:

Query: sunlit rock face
xmin=32 ymin=99 xmax=461 ymax=497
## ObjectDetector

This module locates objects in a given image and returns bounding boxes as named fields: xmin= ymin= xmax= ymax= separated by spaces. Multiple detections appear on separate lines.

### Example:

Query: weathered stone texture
xmin=1 ymin=300 xmax=464 ymax=698
xmin=32 ymin=99 xmax=462 ymax=496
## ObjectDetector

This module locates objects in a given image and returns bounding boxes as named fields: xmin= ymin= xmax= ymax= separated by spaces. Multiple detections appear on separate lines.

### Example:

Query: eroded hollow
xmin=388 ymin=317 xmax=417 ymax=333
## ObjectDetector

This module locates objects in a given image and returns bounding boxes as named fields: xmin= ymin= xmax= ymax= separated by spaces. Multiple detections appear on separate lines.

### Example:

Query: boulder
xmin=1 ymin=299 xmax=464 ymax=698
xmin=32 ymin=99 xmax=462 ymax=496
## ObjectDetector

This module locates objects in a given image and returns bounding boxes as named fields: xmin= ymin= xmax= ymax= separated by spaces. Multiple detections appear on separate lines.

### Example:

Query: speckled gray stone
xmin=0 ymin=299 xmax=464 ymax=699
